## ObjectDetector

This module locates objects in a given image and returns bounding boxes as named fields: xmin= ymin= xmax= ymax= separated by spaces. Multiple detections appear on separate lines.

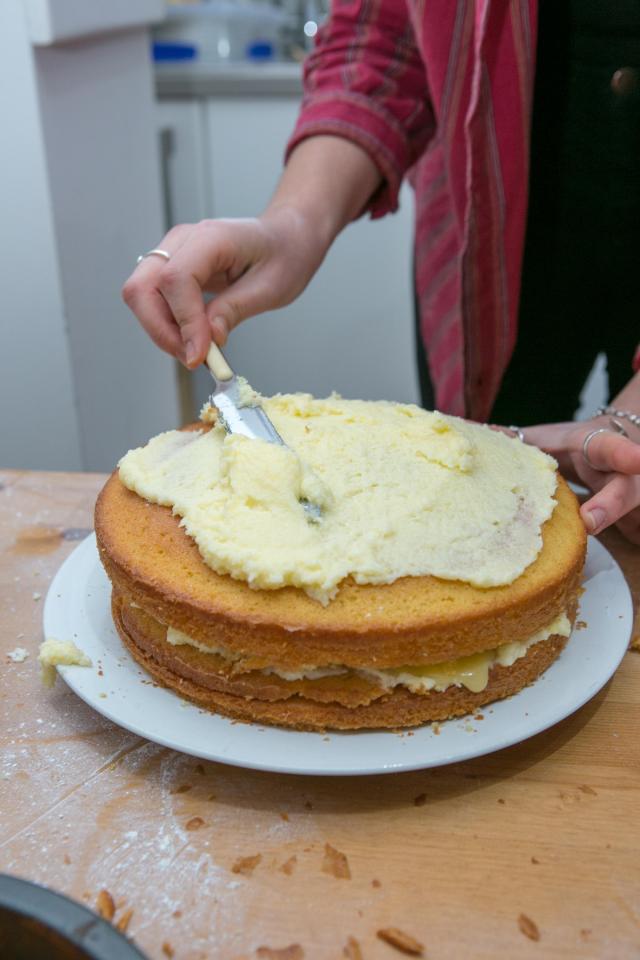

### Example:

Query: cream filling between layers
xmin=164 ymin=613 xmax=571 ymax=694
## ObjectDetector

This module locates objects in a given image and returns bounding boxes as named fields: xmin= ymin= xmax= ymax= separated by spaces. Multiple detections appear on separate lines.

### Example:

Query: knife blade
xmin=205 ymin=343 xmax=322 ymax=522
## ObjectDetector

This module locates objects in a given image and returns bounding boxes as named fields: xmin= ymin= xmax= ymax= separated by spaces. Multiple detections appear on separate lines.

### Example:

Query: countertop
xmin=1 ymin=468 xmax=639 ymax=960
xmin=155 ymin=60 xmax=303 ymax=98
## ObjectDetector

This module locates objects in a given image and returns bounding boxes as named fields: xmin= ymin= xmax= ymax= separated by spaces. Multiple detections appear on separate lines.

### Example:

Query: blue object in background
xmin=246 ymin=40 xmax=274 ymax=61
xmin=153 ymin=42 xmax=198 ymax=62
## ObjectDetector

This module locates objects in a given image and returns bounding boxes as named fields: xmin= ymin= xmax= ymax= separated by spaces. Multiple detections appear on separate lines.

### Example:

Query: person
xmin=122 ymin=0 xmax=640 ymax=544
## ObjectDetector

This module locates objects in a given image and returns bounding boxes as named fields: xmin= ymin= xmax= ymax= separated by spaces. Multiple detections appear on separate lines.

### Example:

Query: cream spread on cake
xmin=118 ymin=391 xmax=558 ymax=603
xmin=165 ymin=612 xmax=571 ymax=694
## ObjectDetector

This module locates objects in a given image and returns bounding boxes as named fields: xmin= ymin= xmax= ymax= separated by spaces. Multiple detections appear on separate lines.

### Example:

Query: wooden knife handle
xmin=206 ymin=343 xmax=234 ymax=382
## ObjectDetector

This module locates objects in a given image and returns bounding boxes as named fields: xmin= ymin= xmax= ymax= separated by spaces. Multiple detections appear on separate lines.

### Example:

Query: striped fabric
xmin=287 ymin=0 xmax=538 ymax=420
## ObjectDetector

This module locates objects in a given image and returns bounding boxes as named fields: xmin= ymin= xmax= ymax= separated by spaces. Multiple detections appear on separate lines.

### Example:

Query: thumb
xmin=205 ymin=270 xmax=275 ymax=346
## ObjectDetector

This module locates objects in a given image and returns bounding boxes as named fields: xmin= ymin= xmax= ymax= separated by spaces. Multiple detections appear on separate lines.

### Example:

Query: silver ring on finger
xmin=582 ymin=427 xmax=616 ymax=471
xmin=508 ymin=425 xmax=526 ymax=443
xmin=136 ymin=248 xmax=171 ymax=265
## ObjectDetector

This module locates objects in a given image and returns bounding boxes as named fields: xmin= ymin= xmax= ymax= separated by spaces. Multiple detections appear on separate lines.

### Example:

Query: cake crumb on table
xmin=322 ymin=843 xmax=351 ymax=879
xmin=343 ymin=936 xmax=363 ymax=959
xmin=162 ymin=943 xmax=175 ymax=958
xmin=579 ymin=784 xmax=597 ymax=796
xmin=185 ymin=816 xmax=205 ymax=831
xmin=256 ymin=946 xmax=304 ymax=959
xmin=279 ymin=855 xmax=297 ymax=875
xmin=376 ymin=927 xmax=424 ymax=955
xmin=518 ymin=913 xmax=541 ymax=941
xmin=95 ymin=889 xmax=115 ymax=921
xmin=116 ymin=907 xmax=134 ymax=933
xmin=231 ymin=853 xmax=262 ymax=875
xmin=6 ymin=647 xmax=29 ymax=663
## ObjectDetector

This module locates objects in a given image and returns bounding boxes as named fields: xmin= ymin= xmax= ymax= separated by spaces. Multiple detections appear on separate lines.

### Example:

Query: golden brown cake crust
xmin=96 ymin=470 xmax=586 ymax=669
xmin=117 ymin=593 xmax=388 ymax=707
xmin=112 ymin=590 xmax=571 ymax=731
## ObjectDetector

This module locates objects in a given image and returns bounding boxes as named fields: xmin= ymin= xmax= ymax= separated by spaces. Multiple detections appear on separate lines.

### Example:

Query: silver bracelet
xmin=593 ymin=406 xmax=640 ymax=429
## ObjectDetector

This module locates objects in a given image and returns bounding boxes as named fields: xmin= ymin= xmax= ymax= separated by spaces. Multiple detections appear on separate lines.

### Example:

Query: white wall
xmin=0 ymin=0 xmax=82 ymax=470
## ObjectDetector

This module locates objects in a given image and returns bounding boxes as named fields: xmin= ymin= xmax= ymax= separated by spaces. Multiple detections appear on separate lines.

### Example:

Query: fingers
xmin=579 ymin=429 xmax=640 ymax=475
xmin=124 ymin=219 xmax=270 ymax=368
xmin=522 ymin=421 xmax=640 ymax=542
xmin=522 ymin=422 xmax=575 ymax=453
xmin=123 ymin=267 xmax=187 ymax=362
xmin=151 ymin=228 xmax=228 ymax=367
xmin=125 ymin=286 xmax=185 ymax=360
xmin=208 ymin=313 xmax=229 ymax=347
xmin=155 ymin=266 xmax=210 ymax=367
xmin=581 ymin=473 xmax=640 ymax=535
xmin=123 ymin=222 xmax=238 ymax=368
xmin=612 ymin=509 xmax=640 ymax=545
xmin=122 ymin=224 xmax=192 ymax=362
xmin=204 ymin=265 xmax=282 ymax=346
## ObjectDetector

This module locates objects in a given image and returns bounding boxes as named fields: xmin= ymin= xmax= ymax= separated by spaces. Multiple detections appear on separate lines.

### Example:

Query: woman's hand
xmin=122 ymin=136 xmax=382 ymax=368
xmin=523 ymin=419 xmax=640 ymax=543
xmin=122 ymin=207 xmax=328 ymax=368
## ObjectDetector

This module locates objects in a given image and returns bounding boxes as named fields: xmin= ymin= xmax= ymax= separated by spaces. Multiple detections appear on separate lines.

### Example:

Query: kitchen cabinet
xmin=156 ymin=99 xmax=210 ymax=228
xmin=1 ymin=0 xmax=181 ymax=472
xmin=155 ymin=79 xmax=420 ymax=415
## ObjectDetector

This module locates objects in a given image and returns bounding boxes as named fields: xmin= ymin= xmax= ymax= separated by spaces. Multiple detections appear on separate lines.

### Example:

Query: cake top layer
xmin=118 ymin=391 xmax=558 ymax=603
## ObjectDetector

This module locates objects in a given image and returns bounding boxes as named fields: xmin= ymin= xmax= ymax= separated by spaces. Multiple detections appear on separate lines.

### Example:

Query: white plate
xmin=43 ymin=536 xmax=632 ymax=776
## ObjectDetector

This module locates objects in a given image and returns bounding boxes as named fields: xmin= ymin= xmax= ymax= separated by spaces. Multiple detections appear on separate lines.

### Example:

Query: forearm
xmin=610 ymin=371 xmax=640 ymax=416
xmin=285 ymin=0 xmax=432 ymax=221
xmin=587 ymin=370 xmax=640 ymax=445
xmin=263 ymin=135 xmax=382 ymax=249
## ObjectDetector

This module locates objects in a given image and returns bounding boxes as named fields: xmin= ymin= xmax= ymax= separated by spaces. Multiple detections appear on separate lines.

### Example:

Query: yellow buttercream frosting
xmin=118 ymin=391 xmax=558 ymax=603
xmin=38 ymin=638 xmax=92 ymax=687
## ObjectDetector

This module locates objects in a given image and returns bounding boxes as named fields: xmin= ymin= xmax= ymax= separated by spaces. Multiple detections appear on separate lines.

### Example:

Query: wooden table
xmin=1 ymin=469 xmax=639 ymax=960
